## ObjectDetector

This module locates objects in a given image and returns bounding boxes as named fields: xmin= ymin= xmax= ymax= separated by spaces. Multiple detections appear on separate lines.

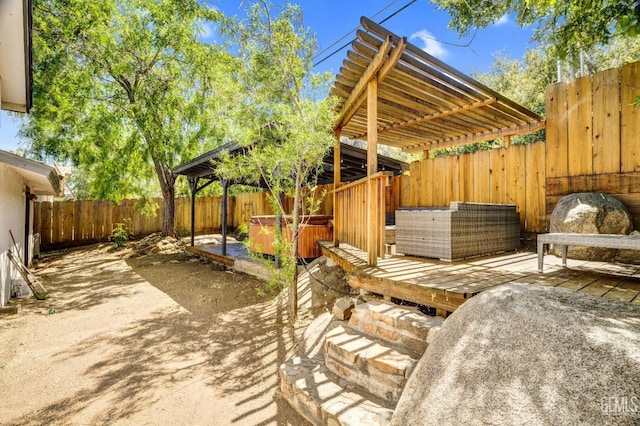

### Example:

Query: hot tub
xmin=248 ymin=215 xmax=333 ymax=259
xmin=395 ymin=202 xmax=520 ymax=261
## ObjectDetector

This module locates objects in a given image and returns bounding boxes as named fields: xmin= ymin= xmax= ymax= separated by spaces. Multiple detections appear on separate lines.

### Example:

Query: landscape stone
xmin=332 ymin=296 xmax=354 ymax=320
xmin=392 ymin=284 xmax=640 ymax=426
xmin=615 ymin=230 xmax=640 ymax=264
xmin=549 ymin=192 xmax=632 ymax=260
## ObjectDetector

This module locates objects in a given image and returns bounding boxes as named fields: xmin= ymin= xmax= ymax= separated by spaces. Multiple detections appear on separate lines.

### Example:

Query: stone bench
xmin=537 ymin=233 xmax=640 ymax=272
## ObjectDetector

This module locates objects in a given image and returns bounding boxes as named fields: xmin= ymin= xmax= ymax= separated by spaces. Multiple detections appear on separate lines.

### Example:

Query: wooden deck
xmin=318 ymin=241 xmax=640 ymax=316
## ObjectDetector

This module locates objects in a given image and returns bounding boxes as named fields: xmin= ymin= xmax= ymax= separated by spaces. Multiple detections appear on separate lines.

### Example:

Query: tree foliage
xmin=24 ymin=0 xmax=238 ymax=235
xmin=219 ymin=1 xmax=337 ymax=319
xmin=435 ymin=0 xmax=640 ymax=58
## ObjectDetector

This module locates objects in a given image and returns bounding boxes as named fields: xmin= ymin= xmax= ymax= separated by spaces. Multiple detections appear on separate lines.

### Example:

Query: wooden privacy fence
xmin=399 ymin=142 xmax=546 ymax=233
xmin=545 ymin=61 xmax=640 ymax=228
xmin=34 ymin=185 xmax=334 ymax=249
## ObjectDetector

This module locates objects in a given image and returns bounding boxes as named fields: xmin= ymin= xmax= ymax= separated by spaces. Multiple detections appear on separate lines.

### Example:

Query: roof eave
xmin=0 ymin=149 xmax=62 ymax=195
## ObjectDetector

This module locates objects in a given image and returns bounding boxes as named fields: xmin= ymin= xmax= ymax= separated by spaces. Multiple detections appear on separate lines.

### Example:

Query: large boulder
xmin=391 ymin=284 xmax=640 ymax=426
xmin=550 ymin=193 xmax=632 ymax=260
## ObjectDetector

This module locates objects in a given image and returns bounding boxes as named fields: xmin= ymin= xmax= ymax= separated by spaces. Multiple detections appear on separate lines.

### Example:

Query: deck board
xmin=602 ymin=280 xmax=640 ymax=302
xmin=580 ymin=275 xmax=625 ymax=297
xmin=319 ymin=241 xmax=640 ymax=315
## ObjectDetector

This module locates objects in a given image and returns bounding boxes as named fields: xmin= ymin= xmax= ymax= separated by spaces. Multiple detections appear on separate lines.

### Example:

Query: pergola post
xmin=333 ymin=127 xmax=341 ymax=248
xmin=367 ymin=79 xmax=378 ymax=266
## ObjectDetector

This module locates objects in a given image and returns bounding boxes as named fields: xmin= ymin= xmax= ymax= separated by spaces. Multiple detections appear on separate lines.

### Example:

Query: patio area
xmin=319 ymin=241 xmax=640 ymax=316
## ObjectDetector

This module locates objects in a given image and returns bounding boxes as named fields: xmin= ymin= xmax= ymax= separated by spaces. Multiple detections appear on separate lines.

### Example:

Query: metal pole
xmin=189 ymin=177 xmax=198 ymax=247
xmin=221 ymin=179 xmax=228 ymax=256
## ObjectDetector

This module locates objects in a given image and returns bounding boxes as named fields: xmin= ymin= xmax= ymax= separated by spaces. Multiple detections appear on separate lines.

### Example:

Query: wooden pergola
xmin=331 ymin=17 xmax=545 ymax=266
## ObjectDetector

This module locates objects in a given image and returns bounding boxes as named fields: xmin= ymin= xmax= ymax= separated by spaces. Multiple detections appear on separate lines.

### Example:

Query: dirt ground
xmin=0 ymin=242 xmax=313 ymax=425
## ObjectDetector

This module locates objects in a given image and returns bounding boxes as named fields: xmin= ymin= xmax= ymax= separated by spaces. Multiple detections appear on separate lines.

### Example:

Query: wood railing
xmin=334 ymin=172 xmax=391 ymax=266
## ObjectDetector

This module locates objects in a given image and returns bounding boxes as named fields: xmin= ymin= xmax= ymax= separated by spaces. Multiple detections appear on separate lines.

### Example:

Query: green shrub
xmin=111 ymin=223 xmax=130 ymax=248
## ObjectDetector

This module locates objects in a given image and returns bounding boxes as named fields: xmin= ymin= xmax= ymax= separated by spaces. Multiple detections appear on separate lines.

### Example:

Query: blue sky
xmin=0 ymin=0 xmax=534 ymax=152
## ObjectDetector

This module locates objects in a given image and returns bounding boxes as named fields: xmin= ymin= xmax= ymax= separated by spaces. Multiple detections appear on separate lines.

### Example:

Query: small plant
xmin=235 ymin=222 xmax=249 ymax=242
xmin=175 ymin=226 xmax=189 ymax=239
xmin=111 ymin=223 xmax=130 ymax=248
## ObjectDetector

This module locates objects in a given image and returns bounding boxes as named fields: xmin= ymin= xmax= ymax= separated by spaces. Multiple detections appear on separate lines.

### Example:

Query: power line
xmin=313 ymin=0 xmax=419 ymax=68
xmin=313 ymin=0 xmax=401 ymax=59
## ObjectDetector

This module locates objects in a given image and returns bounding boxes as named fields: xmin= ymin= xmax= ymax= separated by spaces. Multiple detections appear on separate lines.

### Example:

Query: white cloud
xmin=409 ymin=29 xmax=448 ymax=59
xmin=494 ymin=14 xmax=509 ymax=26
xmin=197 ymin=20 xmax=215 ymax=40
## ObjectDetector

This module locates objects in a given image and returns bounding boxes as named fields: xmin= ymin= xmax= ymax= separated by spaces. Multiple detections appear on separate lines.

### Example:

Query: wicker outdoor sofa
xmin=537 ymin=232 xmax=640 ymax=272
xmin=395 ymin=202 xmax=520 ymax=261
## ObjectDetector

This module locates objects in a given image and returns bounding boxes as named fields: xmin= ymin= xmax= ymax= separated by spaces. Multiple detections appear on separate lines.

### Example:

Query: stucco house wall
xmin=0 ymin=163 xmax=30 ymax=306
xmin=0 ymin=150 xmax=61 ymax=307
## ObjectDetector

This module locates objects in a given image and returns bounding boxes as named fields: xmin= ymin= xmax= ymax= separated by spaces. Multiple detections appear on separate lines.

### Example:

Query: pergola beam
xmin=334 ymin=36 xmax=392 ymax=130
xmin=353 ymin=97 xmax=498 ymax=140
xmin=377 ymin=37 xmax=406 ymax=83
xmin=403 ymin=120 xmax=547 ymax=153
xmin=361 ymin=16 xmax=542 ymax=121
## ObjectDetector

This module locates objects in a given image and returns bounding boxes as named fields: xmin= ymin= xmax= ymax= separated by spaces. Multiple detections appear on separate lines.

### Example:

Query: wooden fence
xmin=398 ymin=142 xmax=546 ymax=233
xmin=34 ymin=185 xmax=334 ymax=248
xmin=545 ymin=62 xmax=640 ymax=228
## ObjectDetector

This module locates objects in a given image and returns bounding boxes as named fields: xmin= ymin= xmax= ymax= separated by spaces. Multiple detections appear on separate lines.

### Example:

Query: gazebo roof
xmin=331 ymin=17 xmax=545 ymax=153
xmin=173 ymin=141 xmax=408 ymax=185
xmin=173 ymin=142 xmax=245 ymax=181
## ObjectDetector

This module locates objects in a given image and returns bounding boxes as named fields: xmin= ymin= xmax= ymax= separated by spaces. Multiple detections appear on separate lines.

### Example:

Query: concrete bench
xmin=537 ymin=233 xmax=640 ymax=272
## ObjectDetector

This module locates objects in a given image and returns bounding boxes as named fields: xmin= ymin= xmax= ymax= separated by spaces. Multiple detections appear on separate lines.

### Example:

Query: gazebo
xmin=173 ymin=140 xmax=408 ymax=256
xmin=330 ymin=17 xmax=545 ymax=266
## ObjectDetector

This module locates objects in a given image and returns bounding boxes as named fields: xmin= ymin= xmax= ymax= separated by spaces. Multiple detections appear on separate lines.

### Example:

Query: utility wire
xmin=313 ymin=0 xmax=400 ymax=59
xmin=313 ymin=0 xmax=485 ymax=67
xmin=313 ymin=0 xmax=419 ymax=68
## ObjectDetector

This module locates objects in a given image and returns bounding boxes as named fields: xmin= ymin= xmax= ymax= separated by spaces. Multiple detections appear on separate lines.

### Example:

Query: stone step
xmin=348 ymin=300 xmax=444 ymax=355
xmin=279 ymin=356 xmax=394 ymax=426
xmin=324 ymin=325 xmax=417 ymax=403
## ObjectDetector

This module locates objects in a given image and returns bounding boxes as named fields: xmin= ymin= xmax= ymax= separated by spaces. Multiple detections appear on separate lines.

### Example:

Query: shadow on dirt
xmin=10 ymin=245 xmax=308 ymax=425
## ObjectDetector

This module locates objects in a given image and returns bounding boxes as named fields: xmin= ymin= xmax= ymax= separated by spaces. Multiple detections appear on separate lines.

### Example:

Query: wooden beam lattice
xmin=403 ymin=120 xmax=547 ymax=153
xmin=334 ymin=36 xmax=392 ymax=130
xmin=377 ymin=37 xmax=407 ymax=83
xmin=353 ymin=97 xmax=498 ymax=140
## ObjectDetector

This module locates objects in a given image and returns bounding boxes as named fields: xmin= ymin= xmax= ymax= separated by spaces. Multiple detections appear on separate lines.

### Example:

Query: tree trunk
xmin=162 ymin=185 xmax=176 ymax=237
xmin=289 ymin=173 xmax=301 ymax=322
xmin=154 ymin=161 xmax=176 ymax=237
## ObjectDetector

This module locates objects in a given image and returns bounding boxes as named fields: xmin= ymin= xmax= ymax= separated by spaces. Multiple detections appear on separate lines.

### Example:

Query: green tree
xmin=435 ymin=0 xmax=640 ymax=58
xmin=23 ymin=0 xmax=238 ymax=236
xmin=220 ymin=1 xmax=337 ymax=320
xmin=589 ymin=35 xmax=640 ymax=70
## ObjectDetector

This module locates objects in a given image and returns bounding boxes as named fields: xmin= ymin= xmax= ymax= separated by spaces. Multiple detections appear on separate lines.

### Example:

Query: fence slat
xmin=545 ymin=82 xmax=568 ymax=178
xmin=592 ymin=67 xmax=621 ymax=174
xmin=621 ymin=62 xmax=640 ymax=173
xmin=567 ymin=76 xmax=594 ymax=176
xmin=40 ymin=202 xmax=52 ymax=245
